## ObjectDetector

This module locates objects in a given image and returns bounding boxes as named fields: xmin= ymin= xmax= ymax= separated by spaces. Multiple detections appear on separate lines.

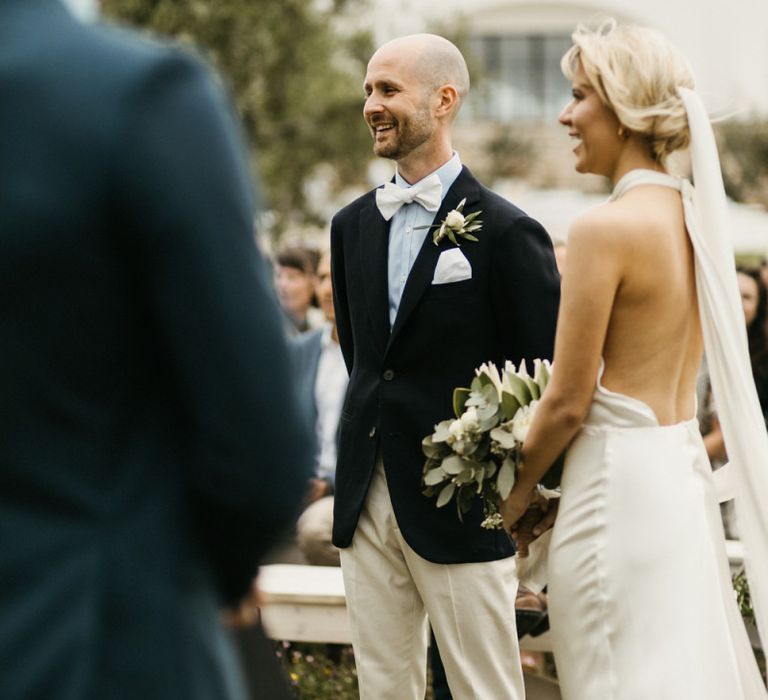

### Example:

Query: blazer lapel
xmin=387 ymin=167 xmax=481 ymax=351
xmin=358 ymin=199 xmax=391 ymax=354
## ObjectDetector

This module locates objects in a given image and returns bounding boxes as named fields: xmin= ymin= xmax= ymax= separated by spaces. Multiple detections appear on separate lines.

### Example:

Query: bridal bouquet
xmin=421 ymin=359 xmax=561 ymax=529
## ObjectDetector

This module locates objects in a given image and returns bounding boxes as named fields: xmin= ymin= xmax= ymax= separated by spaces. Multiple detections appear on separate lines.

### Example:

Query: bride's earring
xmin=618 ymin=126 xmax=629 ymax=140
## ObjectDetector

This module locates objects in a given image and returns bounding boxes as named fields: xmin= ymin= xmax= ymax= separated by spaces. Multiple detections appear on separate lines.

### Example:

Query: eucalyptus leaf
xmin=424 ymin=466 xmax=447 ymax=486
xmin=505 ymin=373 xmax=532 ymax=406
xmin=490 ymin=426 xmax=517 ymax=450
xmin=500 ymin=390 xmax=521 ymax=421
xmin=524 ymin=375 xmax=540 ymax=400
xmin=465 ymin=393 xmax=486 ymax=408
xmin=477 ymin=400 xmax=498 ymax=420
xmin=497 ymin=457 xmax=516 ymax=499
xmin=481 ymin=383 xmax=500 ymax=407
xmin=454 ymin=468 xmax=476 ymax=484
xmin=441 ymin=454 xmax=465 ymax=475
xmin=478 ymin=412 xmax=498 ymax=432
xmin=462 ymin=234 xmax=479 ymax=242
xmin=436 ymin=481 xmax=456 ymax=508
xmin=473 ymin=374 xmax=492 ymax=391
xmin=464 ymin=211 xmax=481 ymax=223
xmin=535 ymin=360 xmax=551 ymax=389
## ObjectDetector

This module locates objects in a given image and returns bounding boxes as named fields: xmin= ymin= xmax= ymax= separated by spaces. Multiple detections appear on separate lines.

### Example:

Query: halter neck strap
xmin=610 ymin=169 xmax=683 ymax=201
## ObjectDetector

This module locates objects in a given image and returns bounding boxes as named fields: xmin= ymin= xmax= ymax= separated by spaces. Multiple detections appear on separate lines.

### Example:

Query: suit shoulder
xmin=476 ymin=183 xmax=530 ymax=222
xmin=39 ymin=16 xmax=214 ymax=108
xmin=474 ymin=183 xmax=551 ymax=244
xmin=332 ymin=189 xmax=377 ymax=226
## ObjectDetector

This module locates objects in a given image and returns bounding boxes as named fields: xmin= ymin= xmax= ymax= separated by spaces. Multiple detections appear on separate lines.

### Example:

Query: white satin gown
xmin=547 ymin=171 xmax=767 ymax=699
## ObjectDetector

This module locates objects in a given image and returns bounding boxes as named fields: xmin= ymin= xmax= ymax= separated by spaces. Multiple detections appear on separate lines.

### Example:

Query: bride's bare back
xmin=598 ymin=183 xmax=703 ymax=424
xmin=547 ymin=180 xmax=703 ymax=429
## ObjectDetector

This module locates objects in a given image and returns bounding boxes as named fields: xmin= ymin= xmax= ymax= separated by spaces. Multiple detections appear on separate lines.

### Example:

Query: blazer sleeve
xmin=117 ymin=50 xmax=314 ymax=604
xmin=330 ymin=213 xmax=354 ymax=375
xmin=492 ymin=215 xmax=561 ymax=366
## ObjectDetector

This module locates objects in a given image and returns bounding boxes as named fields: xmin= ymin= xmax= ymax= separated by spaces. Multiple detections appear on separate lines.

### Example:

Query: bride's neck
xmin=608 ymin=140 xmax=665 ymax=185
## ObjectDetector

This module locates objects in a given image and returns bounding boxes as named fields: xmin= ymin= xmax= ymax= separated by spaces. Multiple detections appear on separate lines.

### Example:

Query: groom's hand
xmin=509 ymin=493 xmax=559 ymax=557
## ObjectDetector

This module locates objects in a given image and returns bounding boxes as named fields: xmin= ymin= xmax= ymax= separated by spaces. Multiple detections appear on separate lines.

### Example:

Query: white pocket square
xmin=432 ymin=248 xmax=472 ymax=285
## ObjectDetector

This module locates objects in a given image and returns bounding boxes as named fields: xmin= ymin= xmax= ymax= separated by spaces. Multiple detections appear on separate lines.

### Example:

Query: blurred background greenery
xmin=102 ymin=0 xmax=375 ymax=236
xmin=101 ymin=0 xmax=768 ymax=250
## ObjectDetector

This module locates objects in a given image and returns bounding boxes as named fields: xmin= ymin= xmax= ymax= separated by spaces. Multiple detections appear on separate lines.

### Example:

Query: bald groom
xmin=330 ymin=34 xmax=560 ymax=698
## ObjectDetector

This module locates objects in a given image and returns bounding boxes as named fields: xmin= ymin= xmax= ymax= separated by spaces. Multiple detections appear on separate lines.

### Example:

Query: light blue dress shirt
xmin=387 ymin=153 xmax=463 ymax=327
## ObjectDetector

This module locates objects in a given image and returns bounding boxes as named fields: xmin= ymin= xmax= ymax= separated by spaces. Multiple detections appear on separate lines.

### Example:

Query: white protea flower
xmin=476 ymin=361 xmax=503 ymax=398
xmin=533 ymin=358 xmax=552 ymax=389
xmin=512 ymin=400 xmax=539 ymax=443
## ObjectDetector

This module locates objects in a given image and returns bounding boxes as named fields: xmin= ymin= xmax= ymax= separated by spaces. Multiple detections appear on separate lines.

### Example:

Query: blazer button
xmin=383 ymin=369 xmax=395 ymax=381
xmin=369 ymin=426 xmax=377 ymax=437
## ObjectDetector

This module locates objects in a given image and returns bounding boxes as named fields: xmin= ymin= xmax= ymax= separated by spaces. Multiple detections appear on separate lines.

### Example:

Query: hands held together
xmin=500 ymin=488 xmax=559 ymax=557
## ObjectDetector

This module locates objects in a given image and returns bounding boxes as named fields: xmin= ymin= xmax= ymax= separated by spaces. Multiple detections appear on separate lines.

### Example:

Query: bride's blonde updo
xmin=561 ymin=19 xmax=695 ymax=163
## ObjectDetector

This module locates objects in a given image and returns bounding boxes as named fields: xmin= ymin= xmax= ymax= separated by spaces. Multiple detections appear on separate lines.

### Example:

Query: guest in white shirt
xmin=290 ymin=250 xmax=348 ymax=565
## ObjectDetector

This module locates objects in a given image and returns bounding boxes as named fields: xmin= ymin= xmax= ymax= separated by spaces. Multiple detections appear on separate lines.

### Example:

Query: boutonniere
xmin=416 ymin=198 xmax=483 ymax=246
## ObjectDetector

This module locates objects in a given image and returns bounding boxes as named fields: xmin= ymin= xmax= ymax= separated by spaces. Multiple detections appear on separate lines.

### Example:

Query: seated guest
xmin=699 ymin=265 xmax=768 ymax=537
xmin=739 ymin=266 xmax=768 ymax=423
xmin=274 ymin=246 xmax=324 ymax=337
xmin=290 ymin=250 xmax=347 ymax=565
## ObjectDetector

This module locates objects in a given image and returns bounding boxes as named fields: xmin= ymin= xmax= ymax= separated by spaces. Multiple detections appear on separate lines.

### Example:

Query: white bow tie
xmin=375 ymin=174 xmax=443 ymax=221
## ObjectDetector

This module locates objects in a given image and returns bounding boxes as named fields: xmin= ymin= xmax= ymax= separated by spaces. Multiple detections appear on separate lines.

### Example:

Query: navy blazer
xmin=331 ymin=166 xmax=560 ymax=564
xmin=0 ymin=2 xmax=312 ymax=698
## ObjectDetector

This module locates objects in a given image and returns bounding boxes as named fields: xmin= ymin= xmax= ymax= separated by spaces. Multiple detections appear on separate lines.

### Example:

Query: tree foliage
xmin=717 ymin=120 xmax=768 ymax=209
xmin=101 ymin=0 xmax=374 ymax=233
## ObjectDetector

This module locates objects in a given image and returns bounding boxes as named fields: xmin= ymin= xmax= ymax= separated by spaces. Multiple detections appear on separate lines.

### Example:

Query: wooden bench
xmin=258 ymin=563 xmax=553 ymax=651
xmin=258 ymin=541 xmax=745 ymax=650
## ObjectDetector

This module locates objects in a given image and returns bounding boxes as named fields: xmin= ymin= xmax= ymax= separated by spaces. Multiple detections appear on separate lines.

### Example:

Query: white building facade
xmin=366 ymin=0 xmax=768 ymax=120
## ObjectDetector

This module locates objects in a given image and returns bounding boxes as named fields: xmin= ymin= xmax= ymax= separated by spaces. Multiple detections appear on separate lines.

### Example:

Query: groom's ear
xmin=433 ymin=84 xmax=460 ymax=120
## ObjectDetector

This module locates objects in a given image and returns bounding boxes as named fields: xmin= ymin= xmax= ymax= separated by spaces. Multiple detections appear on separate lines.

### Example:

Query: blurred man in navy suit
xmin=0 ymin=2 xmax=312 ymax=698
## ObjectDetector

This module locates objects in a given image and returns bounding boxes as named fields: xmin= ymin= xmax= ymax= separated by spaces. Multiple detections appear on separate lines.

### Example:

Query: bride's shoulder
xmin=568 ymin=200 xmax=644 ymax=250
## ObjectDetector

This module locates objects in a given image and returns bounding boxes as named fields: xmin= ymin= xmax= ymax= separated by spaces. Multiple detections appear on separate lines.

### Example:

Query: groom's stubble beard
xmin=371 ymin=102 xmax=435 ymax=162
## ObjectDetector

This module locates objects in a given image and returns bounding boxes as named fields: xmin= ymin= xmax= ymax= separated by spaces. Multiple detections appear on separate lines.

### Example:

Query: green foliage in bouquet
xmin=421 ymin=360 xmax=562 ymax=529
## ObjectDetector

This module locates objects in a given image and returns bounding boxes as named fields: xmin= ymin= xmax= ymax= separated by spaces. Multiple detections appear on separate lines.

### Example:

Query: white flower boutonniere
xmin=416 ymin=198 xmax=483 ymax=246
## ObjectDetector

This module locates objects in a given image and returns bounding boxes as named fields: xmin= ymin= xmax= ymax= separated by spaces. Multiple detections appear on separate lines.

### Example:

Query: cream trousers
xmin=340 ymin=460 xmax=525 ymax=699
